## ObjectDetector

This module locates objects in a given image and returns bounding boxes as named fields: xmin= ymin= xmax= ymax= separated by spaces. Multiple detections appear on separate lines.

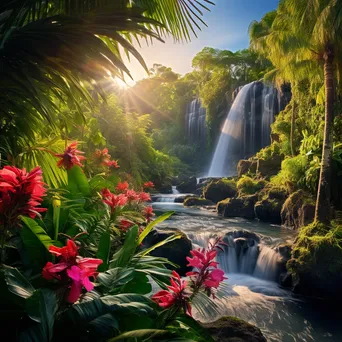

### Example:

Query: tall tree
xmin=250 ymin=0 xmax=342 ymax=223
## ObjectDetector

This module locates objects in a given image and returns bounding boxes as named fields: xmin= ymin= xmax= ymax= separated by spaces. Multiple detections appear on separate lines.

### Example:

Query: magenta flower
xmin=203 ymin=269 xmax=226 ymax=289
xmin=42 ymin=239 xmax=102 ymax=303
xmin=67 ymin=266 xmax=96 ymax=303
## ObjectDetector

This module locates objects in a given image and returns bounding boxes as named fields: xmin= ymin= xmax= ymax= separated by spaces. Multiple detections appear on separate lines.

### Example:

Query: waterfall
xmin=189 ymin=230 xmax=281 ymax=282
xmin=185 ymin=99 xmax=206 ymax=146
xmin=207 ymin=81 xmax=287 ymax=178
xmin=172 ymin=186 xmax=180 ymax=194
xmin=208 ymin=83 xmax=254 ymax=177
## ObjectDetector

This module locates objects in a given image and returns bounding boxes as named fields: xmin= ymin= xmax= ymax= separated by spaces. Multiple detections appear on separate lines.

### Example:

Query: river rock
xmin=254 ymin=198 xmax=283 ymax=224
xmin=281 ymin=190 xmax=315 ymax=229
xmin=177 ymin=176 xmax=197 ymax=193
xmin=217 ymin=196 xmax=256 ymax=220
xmin=174 ymin=195 xmax=191 ymax=203
xmin=142 ymin=228 xmax=192 ymax=276
xmin=184 ymin=196 xmax=214 ymax=207
xmin=203 ymin=179 xmax=237 ymax=203
xmin=201 ymin=316 xmax=267 ymax=342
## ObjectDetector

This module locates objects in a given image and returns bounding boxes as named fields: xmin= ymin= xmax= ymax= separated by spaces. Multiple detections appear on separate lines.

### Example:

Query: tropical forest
xmin=1 ymin=0 xmax=342 ymax=341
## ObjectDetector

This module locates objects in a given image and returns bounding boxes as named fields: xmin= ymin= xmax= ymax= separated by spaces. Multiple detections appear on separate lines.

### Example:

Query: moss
xmin=237 ymin=175 xmax=266 ymax=196
xmin=183 ymin=196 xmax=213 ymax=207
xmin=288 ymin=221 xmax=342 ymax=299
xmin=203 ymin=178 xmax=237 ymax=203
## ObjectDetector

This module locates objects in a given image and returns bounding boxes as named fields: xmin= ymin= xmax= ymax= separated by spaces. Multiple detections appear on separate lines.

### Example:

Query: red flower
xmin=143 ymin=181 xmax=154 ymax=189
xmin=0 ymin=166 xmax=47 ymax=227
xmin=116 ymin=181 xmax=129 ymax=193
xmin=203 ymin=269 xmax=226 ymax=289
xmin=138 ymin=192 xmax=151 ymax=202
xmin=101 ymin=189 xmax=128 ymax=212
xmin=94 ymin=148 xmax=111 ymax=165
xmin=42 ymin=239 xmax=102 ymax=303
xmin=56 ymin=142 xmax=86 ymax=169
xmin=152 ymin=271 xmax=192 ymax=315
xmin=143 ymin=206 xmax=154 ymax=223
xmin=106 ymin=160 xmax=120 ymax=169
xmin=118 ymin=219 xmax=134 ymax=231
xmin=125 ymin=189 xmax=139 ymax=201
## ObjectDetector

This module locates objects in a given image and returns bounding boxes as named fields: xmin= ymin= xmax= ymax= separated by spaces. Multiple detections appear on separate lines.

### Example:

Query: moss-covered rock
xmin=143 ymin=228 xmax=192 ymax=276
xmin=254 ymin=185 xmax=287 ymax=224
xmin=203 ymin=179 xmax=237 ymax=203
xmin=287 ymin=221 xmax=342 ymax=301
xmin=257 ymin=155 xmax=282 ymax=178
xmin=281 ymin=190 xmax=315 ymax=229
xmin=183 ymin=196 xmax=214 ymax=207
xmin=177 ymin=176 xmax=197 ymax=193
xmin=201 ymin=316 xmax=266 ymax=342
xmin=237 ymin=176 xmax=266 ymax=196
xmin=217 ymin=196 xmax=256 ymax=219
xmin=237 ymin=159 xmax=257 ymax=178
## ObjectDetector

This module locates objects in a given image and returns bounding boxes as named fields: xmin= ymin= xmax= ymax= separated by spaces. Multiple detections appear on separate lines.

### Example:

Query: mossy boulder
xmin=201 ymin=316 xmax=266 ymax=342
xmin=183 ymin=196 xmax=214 ymax=207
xmin=281 ymin=190 xmax=315 ymax=229
xmin=254 ymin=186 xmax=287 ymax=224
xmin=257 ymin=155 xmax=282 ymax=178
xmin=287 ymin=222 xmax=342 ymax=301
xmin=177 ymin=176 xmax=197 ymax=193
xmin=143 ymin=228 xmax=192 ymax=276
xmin=237 ymin=176 xmax=266 ymax=196
xmin=203 ymin=179 xmax=237 ymax=203
xmin=217 ymin=196 xmax=257 ymax=219
xmin=237 ymin=159 xmax=257 ymax=178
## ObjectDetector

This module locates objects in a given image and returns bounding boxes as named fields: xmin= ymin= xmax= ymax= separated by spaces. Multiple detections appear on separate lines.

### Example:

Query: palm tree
xmin=0 ymin=0 xmax=214 ymax=184
xmin=250 ymin=0 xmax=342 ymax=223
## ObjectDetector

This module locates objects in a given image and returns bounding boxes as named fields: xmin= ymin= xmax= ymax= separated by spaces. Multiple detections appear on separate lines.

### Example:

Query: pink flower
xmin=67 ymin=266 xmax=95 ymax=303
xmin=203 ymin=269 xmax=226 ymax=289
xmin=152 ymin=271 xmax=192 ymax=315
xmin=56 ymin=142 xmax=86 ymax=169
xmin=186 ymin=238 xmax=227 ymax=298
xmin=116 ymin=181 xmax=129 ymax=193
xmin=42 ymin=240 xmax=102 ymax=303
xmin=0 ymin=166 xmax=47 ymax=227
xmin=143 ymin=181 xmax=154 ymax=189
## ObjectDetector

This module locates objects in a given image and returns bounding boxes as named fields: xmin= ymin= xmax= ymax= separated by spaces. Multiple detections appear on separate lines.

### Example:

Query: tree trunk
xmin=315 ymin=47 xmax=335 ymax=223
xmin=290 ymin=101 xmax=296 ymax=156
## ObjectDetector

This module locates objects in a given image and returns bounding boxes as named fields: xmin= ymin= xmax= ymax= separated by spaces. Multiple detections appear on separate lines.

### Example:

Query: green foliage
xmin=237 ymin=176 xmax=266 ymax=196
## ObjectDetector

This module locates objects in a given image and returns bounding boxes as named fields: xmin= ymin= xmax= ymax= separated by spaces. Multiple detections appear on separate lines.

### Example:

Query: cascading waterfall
xmin=207 ymin=81 xmax=287 ymax=177
xmin=185 ymin=99 xmax=206 ymax=146
xmin=188 ymin=230 xmax=281 ymax=282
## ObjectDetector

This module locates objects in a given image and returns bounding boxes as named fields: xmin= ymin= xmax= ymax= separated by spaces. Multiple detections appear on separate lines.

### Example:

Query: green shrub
xmin=256 ymin=142 xmax=282 ymax=160
xmin=237 ymin=175 xmax=266 ymax=196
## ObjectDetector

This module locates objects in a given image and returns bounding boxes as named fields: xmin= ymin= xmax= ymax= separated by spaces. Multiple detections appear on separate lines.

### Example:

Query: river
xmin=152 ymin=200 xmax=342 ymax=342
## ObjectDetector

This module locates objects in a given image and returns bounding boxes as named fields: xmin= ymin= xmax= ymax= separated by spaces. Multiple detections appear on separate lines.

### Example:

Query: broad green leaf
xmin=20 ymin=289 xmax=57 ymax=342
xmin=67 ymin=166 xmax=91 ymax=197
xmin=20 ymin=216 xmax=54 ymax=251
xmin=97 ymin=267 xmax=135 ymax=289
xmin=121 ymin=272 xmax=152 ymax=294
xmin=110 ymin=225 xmax=139 ymax=268
xmin=96 ymin=232 xmax=111 ymax=272
xmin=2 ymin=265 xmax=34 ymax=301
xmin=138 ymin=211 xmax=174 ymax=244
xmin=108 ymin=329 xmax=169 ymax=341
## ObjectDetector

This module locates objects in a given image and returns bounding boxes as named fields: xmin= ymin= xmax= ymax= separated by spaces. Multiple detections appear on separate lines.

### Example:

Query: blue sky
xmin=125 ymin=0 xmax=279 ymax=84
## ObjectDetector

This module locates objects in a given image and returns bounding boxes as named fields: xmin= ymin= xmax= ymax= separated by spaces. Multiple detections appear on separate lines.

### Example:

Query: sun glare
xmin=113 ymin=77 xmax=130 ymax=89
